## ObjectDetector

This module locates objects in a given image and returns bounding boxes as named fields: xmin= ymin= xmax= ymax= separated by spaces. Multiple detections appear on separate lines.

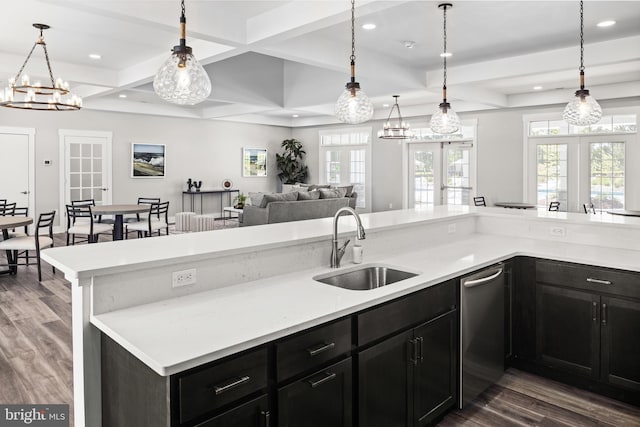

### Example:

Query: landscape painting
xmin=132 ymin=143 xmax=165 ymax=178
xmin=243 ymin=148 xmax=267 ymax=177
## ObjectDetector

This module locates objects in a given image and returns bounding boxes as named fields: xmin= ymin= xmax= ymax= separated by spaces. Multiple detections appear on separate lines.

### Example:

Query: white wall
xmin=293 ymin=97 xmax=640 ymax=212
xmin=0 ymin=108 xmax=291 ymax=224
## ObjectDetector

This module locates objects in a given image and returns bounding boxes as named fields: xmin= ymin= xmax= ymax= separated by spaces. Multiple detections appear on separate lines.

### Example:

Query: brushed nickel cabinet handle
xmin=306 ymin=371 xmax=336 ymax=388
xmin=307 ymin=342 xmax=335 ymax=357
xmin=592 ymin=301 xmax=598 ymax=322
xmin=586 ymin=277 xmax=612 ymax=285
xmin=463 ymin=269 xmax=503 ymax=287
xmin=409 ymin=338 xmax=419 ymax=366
xmin=261 ymin=410 xmax=270 ymax=427
xmin=417 ymin=336 xmax=424 ymax=363
xmin=212 ymin=375 xmax=250 ymax=395
xmin=602 ymin=303 xmax=608 ymax=325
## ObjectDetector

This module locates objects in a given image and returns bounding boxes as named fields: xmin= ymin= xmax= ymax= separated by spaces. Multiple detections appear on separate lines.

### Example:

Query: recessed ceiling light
xmin=362 ymin=23 xmax=376 ymax=30
xmin=440 ymin=52 xmax=452 ymax=58
xmin=597 ymin=20 xmax=616 ymax=27
xmin=89 ymin=53 xmax=101 ymax=59
xmin=382 ymin=103 xmax=390 ymax=108
xmin=119 ymin=94 xmax=127 ymax=98
xmin=533 ymin=86 xmax=543 ymax=90
xmin=292 ymin=114 xmax=299 ymax=118
xmin=403 ymin=41 xmax=416 ymax=49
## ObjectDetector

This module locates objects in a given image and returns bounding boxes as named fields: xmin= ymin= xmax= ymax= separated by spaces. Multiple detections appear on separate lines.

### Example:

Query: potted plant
xmin=276 ymin=138 xmax=309 ymax=185
xmin=233 ymin=193 xmax=247 ymax=209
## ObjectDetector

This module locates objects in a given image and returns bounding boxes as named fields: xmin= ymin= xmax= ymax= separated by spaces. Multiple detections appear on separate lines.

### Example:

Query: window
xmin=536 ymin=144 xmax=568 ymax=209
xmin=412 ymin=151 xmax=435 ymax=208
xmin=590 ymin=142 xmax=625 ymax=210
xmin=525 ymin=111 xmax=636 ymax=212
xmin=444 ymin=146 xmax=472 ymax=205
xmin=319 ymin=128 xmax=371 ymax=211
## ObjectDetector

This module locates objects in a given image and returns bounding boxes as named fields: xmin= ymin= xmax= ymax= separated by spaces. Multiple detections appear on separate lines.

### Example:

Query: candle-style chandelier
xmin=378 ymin=96 xmax=412 ymax=140
xmin=0 ymin=24 xmax=82 ymax=111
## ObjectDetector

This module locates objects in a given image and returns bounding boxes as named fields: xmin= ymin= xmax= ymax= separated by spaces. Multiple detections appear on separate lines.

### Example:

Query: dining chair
xmin=8 ymin=207 xmax=29 ymax=238
xmin=71 ymin=198 xmax=113 ymax=224
xmin=66 ymin=204 xmax=114 ymax=245
xmin=126 ymin=197 xmax=161 ymax=223
xmin=583 ymin=203 xmax=596 ymax=214
xmin=125 ymin=201 xmax=170 ymax=238
xmin=0 ymin=211 xmax=56 ymax=282
xmin=0 ymin=202 xmax=16 ymax=216
xmin=473 ymin=196 xmax=486 ymax=207
xmin=548 ymin=201 xmax=560 ymax=212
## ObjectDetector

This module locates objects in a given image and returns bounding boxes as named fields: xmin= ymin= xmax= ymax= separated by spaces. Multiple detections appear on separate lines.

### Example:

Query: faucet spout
xmin=331 ymin=207 xmax=366 ymax=268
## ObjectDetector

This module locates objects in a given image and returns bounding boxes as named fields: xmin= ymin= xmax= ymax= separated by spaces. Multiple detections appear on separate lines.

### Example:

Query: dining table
xmin=0 ymin=216 xmax=33 ymax=274
xmin=92 ymin=204 xmax=149 ymax=241
xmin=494 ymin=202 xmax=537 ymax=209
xmin=606 ymin=209 xmax=640 ymax=217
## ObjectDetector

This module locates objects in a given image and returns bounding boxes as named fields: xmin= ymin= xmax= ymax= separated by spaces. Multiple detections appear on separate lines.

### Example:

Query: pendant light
xmin=378 ymin=96 xmax=412 ymax=139
xmin=563 ymin=1 xmax=602 ymax=126
xmin=154 ymin=0 xmax=211 ymax=105
xmin=335 ymin=0 xmax=374 ymax=124
xmin=0 ymin=24 xmax=81 ymax=111
xmin=430 ymin=3 xmax=460 ymax=135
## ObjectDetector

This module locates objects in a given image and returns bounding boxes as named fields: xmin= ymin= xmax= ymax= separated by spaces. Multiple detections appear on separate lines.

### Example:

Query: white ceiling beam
xmin=201 ymin=103 xmax=275 ymax=120
xmin=447 ymin=85 xmax=509 ymax=108
xmin=84 ymin=98 xmax=202 ymax=119
xmin=508 ymin=81 xmax=640 ymax=108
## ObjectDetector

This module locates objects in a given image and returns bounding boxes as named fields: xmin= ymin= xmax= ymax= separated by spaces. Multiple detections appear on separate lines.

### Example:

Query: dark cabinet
xmin=195 ymin=395 xmax=270 ymax=427
xmin=600 ymin=296 xmax=640 ymax=391
xmin=278 ymin=358 xmax=352 ymax=427
xmin=532 ymin=259 xmax=640 ymax=405
xmin=536 ymin=284 xmax=600 ymax=379
xmin=358 ymin=310 xmax=456 ymax=427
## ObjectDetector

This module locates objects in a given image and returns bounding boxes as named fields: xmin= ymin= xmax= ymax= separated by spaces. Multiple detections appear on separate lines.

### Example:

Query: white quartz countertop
xmin=91 ymin=232 xmax=640 ymax=376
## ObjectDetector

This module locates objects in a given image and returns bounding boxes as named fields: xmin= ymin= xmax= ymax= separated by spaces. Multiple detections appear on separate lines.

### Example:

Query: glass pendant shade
xmin=335 ymin=85 xmax=374 ymax=125
xmin=563 ymin=90 xmax=602 ymax=126
xmin=153 ymin=52 xmax=211 ymax=105
xmin=430 ymin=102 xmax=460 ymax=135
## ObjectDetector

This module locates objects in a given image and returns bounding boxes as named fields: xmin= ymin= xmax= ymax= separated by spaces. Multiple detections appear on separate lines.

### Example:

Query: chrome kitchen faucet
xmin=331 ymin=207 xmax=366 ymax=268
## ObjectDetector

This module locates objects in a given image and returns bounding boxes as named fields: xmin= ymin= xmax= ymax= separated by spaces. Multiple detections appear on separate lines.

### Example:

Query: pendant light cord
xmin=442 ymin=4 xmax=449 ymax=101
xmin=350 ymin=0 xmax=356 ymax=80
xmin=579 ymin=0 xmax=584 ymax=73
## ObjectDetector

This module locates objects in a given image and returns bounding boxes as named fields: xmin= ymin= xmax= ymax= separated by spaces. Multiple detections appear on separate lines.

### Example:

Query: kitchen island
xmin=42 ymin=206 xmax=640 ymax=426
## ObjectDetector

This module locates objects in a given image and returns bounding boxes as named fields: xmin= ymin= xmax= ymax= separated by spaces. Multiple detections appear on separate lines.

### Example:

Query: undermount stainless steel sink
xmin=313 ymin=264 xmax=419 ymax=291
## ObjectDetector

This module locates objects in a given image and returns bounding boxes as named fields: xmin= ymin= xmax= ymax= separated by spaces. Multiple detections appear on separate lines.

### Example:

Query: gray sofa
xmin=241 ymin=197 xmax=349 ymax=227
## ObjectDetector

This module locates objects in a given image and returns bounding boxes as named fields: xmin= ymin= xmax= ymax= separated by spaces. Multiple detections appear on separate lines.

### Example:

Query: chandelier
xmin=335 ymin=0 xmax=374 ymax=124
xmin=0 ymin=24 xmax=81 ymax=111
xmin=378 ymin=96 xmax=412 ymax=139
xmin=430 ymin=3 xmax=460 ymax=134
xmin=563 ymin=1 xmax=602 ymax=126
xmin=154 ymin=0 xmax=212 ymax=105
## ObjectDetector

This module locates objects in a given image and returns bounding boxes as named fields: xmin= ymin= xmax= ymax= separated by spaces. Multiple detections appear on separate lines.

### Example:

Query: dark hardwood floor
xmin=1 ymin=233 xmax=639 ymax=427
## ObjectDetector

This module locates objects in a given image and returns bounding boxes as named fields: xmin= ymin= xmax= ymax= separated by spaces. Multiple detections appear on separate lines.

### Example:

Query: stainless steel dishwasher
xmin=460 ymin=263 xmax=505 ymax=408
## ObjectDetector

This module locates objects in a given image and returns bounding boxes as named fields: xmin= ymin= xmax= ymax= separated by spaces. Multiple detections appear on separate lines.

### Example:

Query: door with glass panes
xmin=59 ymin=130 xmax=112 ymax=219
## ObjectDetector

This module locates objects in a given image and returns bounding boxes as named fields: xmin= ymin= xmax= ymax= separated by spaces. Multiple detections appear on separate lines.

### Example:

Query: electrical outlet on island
xmin=172 ymin=268 xmax=196 ymax=287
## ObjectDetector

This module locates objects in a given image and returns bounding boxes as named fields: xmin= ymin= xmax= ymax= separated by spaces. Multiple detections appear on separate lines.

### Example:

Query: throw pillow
xmin=298 ymin=190 xmax=321 ymax=200
xmin=319 ymin=188 xmax=346 ymax=199
xmin=290 ymin=185 xmax=309 ymax=193
xmin=261 ymin=191 xmax=298 ymax=208
xmin=248 ymin=192 xmax=267 ymax=207
xmin=331 ymin=185 xmax=354 ymax=197
xmin=308 ymin=184 xmax=331 ymax=191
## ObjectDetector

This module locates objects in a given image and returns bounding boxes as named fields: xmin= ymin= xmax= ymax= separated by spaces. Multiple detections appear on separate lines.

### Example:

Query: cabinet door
xmin=278 ymin=358 xmax=352 ymax=427
xmin=412 ymin=311 xmax=456 ymax=427
xmin=358 ymin=330 xmax=413 ymax=427
xmin=601 ymin=296 xmax=640 ymax=391
xmin=536 ymin=284 xmax=600 ymax=379
xmin=195 ymin=395 xmax=270 ymax=427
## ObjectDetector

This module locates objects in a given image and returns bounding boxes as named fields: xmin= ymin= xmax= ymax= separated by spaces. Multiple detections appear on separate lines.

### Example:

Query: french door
xmin=408 ymin=141 xmax=475 ymax=208
xmin=59 ymin=130 xmax=112 ymax=221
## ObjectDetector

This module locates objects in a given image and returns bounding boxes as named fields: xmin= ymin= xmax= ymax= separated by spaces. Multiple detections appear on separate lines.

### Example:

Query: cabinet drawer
xmin=178 ymin=348 xmax=268 ymax=424
xmin=536 ymin=259 xmax=640 ymax=299
xmin=277 ymin=317 xmax=351 ymax=382
xmin=357 ymin=280 xmax=456 ymax=346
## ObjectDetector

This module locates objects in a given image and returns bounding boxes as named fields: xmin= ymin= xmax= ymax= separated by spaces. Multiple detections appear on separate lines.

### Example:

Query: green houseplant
xmin=275 ymin=138 xmax=309 ymax=184
xmin=233 ymin=193 xmax=247 ymax=209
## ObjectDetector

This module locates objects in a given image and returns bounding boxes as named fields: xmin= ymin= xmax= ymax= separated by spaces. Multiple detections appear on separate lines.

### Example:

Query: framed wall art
xmin=131 ymin=143 xmax=166 ymax=178
xmin=242 ymin=147 xmax=267 ymax=177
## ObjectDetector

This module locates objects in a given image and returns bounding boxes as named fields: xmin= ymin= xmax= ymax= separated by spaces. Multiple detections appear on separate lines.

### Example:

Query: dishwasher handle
xmin=463 ymin=268 xmax=503 ymax=288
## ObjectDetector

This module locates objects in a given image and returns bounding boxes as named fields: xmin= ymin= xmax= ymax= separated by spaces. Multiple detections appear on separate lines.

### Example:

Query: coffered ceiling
xmin=2 ymin=0 xmax=639 ymax=127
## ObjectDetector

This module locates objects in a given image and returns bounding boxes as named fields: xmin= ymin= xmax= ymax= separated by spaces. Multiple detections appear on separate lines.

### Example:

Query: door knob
xmin=20 ymin=191 xmax=29 ymax=194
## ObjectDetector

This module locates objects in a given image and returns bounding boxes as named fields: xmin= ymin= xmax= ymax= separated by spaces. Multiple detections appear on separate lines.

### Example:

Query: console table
xmin=182 ymin=189 xmax=240 ymax=217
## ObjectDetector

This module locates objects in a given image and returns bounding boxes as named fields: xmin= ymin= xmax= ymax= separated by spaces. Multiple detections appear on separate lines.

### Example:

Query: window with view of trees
xmin=590 ymin=142 xmax=625 ymax=210
xmin=537 ymin=144 xmax=568 ymax=209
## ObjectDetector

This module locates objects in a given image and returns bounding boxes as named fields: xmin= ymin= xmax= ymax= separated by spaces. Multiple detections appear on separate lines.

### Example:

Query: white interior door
xmin=0 ymin=127 xmax=35 ymax=216
xmin=59 ymin=130 xmax=112 ymax=220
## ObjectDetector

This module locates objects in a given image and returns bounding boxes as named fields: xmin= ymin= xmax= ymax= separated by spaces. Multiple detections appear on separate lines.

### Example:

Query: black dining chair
xmin=125 ymin=201 xmax=170 ymax=238
xmin=473 ymin=196 xmax=486 ymax=207
xmin=0 ymin=202 xmax=16 ymax=216
xmin=128 ymin=197 xmax=161 ymax=222
xmin=8 ymin=207 xmax=29 ymax=238
xmin=66 ymin=204 xmax=113 ymax=245
xmin=0 ymin=211 xmax=56 ymax=282
xmin=583 ymin=203 xmax=596 ymax=214
xmin=548 ymin=201 xmax=560 ymax=212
